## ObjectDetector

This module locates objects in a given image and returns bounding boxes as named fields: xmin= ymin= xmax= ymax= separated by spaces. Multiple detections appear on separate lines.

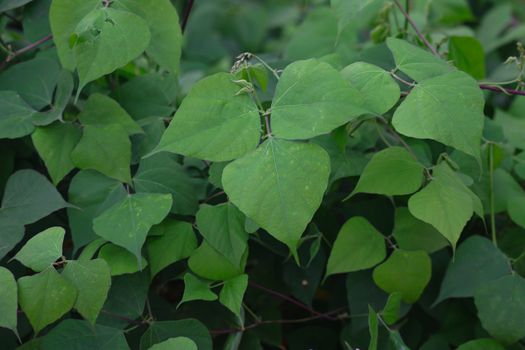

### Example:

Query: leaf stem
xmin=181 ymin=0 xmax=196 ymax=33
xmin=4 ymin=34 xmax=53 ymax=64
xmin=488 ymin=142 xmax=497 ymax=246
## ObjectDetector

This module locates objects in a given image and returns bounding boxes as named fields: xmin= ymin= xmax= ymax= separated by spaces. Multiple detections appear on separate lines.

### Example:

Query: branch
xmin=181 ymin=0 xmax=195 ymax=33
xmin=393 ymin=0 xmax=439 ymax=56
xmin=248 ymin=281 xmax=337 ymax=321
xmin=479 ymin=84 xmax=525 ymax=97
xmin=4 ymin=34 xmax=53 ymax=63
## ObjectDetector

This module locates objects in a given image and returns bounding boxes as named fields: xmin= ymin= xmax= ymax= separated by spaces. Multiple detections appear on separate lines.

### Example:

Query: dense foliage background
xmin=1 ymin=0 xmax=525 ymax=349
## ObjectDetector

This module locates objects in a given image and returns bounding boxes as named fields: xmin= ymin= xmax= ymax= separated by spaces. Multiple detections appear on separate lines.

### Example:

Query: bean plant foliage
xmin=1 ymin=0 xmax=525 ymax=349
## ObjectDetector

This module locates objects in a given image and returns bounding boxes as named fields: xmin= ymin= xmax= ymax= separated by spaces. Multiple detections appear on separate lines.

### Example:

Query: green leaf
xmin=0 ymin=215 xmax=24 ymax=260
xmin=113 ymin=0 xmax=182 ymax=74
xmin=188 ymin=241 xmax=247 ymax=281
xmin=148 ymin=338 xmax=197 ymax=350
xmin=18 ymin=267 xmax=77 ymax=334
xmin=434 ymin=236 xmax=510 ymax=305
xmin=41 ymin=319 xmax=130 ymax=350
xmin=349 ymin=147 xmax=424 ymax=197
xmin=134 ymin=153 xmax=198 ymax=215
xmin=180 ymin=273 xmax=218 ymax=306
xmin=78 ymin=93 xmax=142 ymax=135
xmin=222 ymin=139 xmax=330 ymax=256
xmin=139 ymin=320 xmax=212 ymax=350
xmin=368 ymin=306 xmax=378 ymax=350
xmin=152 ymin=73 xmax=260 ymax=161
xmin=0 ymin=0 xmax=33 ymax=12
xmin=0 ymin=57 xmax=60 ymax=110
xmin=93 ymin=193 xmax=171 ymax=264
xmin=62 ymin=259 xmax=111 ymax=324
xmin=508 ymin=195 xmax=525 ymax=229
xmin=408 ymin=163 xmax=479 ymax=249
xmin=474 ymin=274 xmax=525 ymax=345
xmin=146 ymin=220 xmax=197 ymax=277
xmin=382 ymin=292 xmax=402 ymax=325
xmin=13 ymin=227 xmax=65 ymax=272
xmin=32 ymin=122 xmax=82 ymax=185
xmin=1 ymin=169 xmax=69 ymax=225
xmin=448 ymin=36 xmax=485 ymax=80
xmin=393 ymin=71 xmax=484 ymax=162
xmin=196 ymin=203 xmax=249 ymax=266
xmin=372 ymin=250 xmax=431 ymax=303
xmin=98 ymin=243 xmax=148 ymax=276
xmin=392 ymin=208 xmax=448 ymax=254
xmin=271 ymin=59 xmax=367 ymax=139
xmin=494 ymin=110 xmax=525 ymax=150
xmin=71 ymin=8 xmax=151 ymax=94
xmin=341 ymin=62 xmax=400 ymax=115
xmin=33 ymin=70 xmax=75 ymax=126
xmin=0 ymin=267 xmax=17 ymax=334
xmin=71 ymin=124 xmax=132 ymax=183
xmin=67 ymin=170 xmax=127 ymax=249
xmin=49 ymin=0 xmax=100 ymax=70
xmin=456 ymin=339 xmax=506 ymax=350
xmin=331 ymin=0 xmax=385 ymax=34
xmin=326 ymin=217 xmax=386 ymax=277
xmin=0 ymin=91 xmax=37 ymax=139
xmin=386 ymin=37 xmax=452 ymax=82
xmin=219 ymin=274 xmax=248 ymax=318
xmin=78 ymin=238 xmax=106 ymax=261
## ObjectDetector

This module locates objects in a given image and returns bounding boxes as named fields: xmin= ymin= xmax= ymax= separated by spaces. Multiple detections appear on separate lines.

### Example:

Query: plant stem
xmin=403 ymin=0 xmax=410 ymax=35
xmin=479 ymin=84 xmax=525 ymax=97
xmin=393 ymin=0 xmax=439 ymax=56
xmin=488 ymin=142 xmax=497 ymax=246
xmin=4 ymin=34 xmax=53 ymax=63
xmin=181 ymin=0 xmax=195 ymax=33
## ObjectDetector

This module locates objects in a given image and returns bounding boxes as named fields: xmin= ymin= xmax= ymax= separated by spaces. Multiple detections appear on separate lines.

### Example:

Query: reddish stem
xmin=5 ymin=34 xmax=53 ymax=63
xmin=181 ymin=0 xmax=195 ymax=33
xmin=479 ymin=84 xmax=525 ymax=97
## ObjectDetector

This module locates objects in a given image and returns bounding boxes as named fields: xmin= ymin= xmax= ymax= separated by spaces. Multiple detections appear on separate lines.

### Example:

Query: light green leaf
xmin=196 ymin=203 xmax=248 ymax=266
xmin=386 ymin=37 xmax=452 ymax=82
xmin=392 ymin=207 xmax=448 ymax=254
xmin=0 ymin=57 xmax=59 ymax=110
xmin=393 ymin=70 xmax=484 ymax=162
xmin=67 ymin=170 xmax=127 ymax=249
xmin=326 ymin=217 xmax=386 ymax=277
xmin=180 ymin=273 xmax=218 ymax=306
xmin=435 ymin=236 xmax=510 ymax=305
xmin=32 ymin=122 xmax=82 ymax=185
xmin=508 ymin=195 xmax=525 ymax=229
xmin=188 ymin=241 xmax=247 ymax=281
xmin=78 ymin=238 xmax=106 ymax=261
xmin=18 ymin=267 xmax=77 ymax=334
xmin=0 ymin=170 xmax=69 ymax=224
xmin=456 ymin=339 xmax=506 ymax=350
xmin=134 ymin=153 xmax=198 ymax=215
xmin=495 ymin=109 xmax=525 ymax=150
xmin=71 ymin=124 xmax=132 ymax=183
xmin=71 ymin=7 xmax=151 ymax=94
xmin=98 ymin=243 xmax=148 ymax=276
xmin=42 ymin=319 xmax=130 ymax=350
xmin=148 ymin=338 xmax=197 ymax=350
xmin=146 ymin=220 xmax=197 ymax=277
xmin=0 ymin=267 xmax=17 ymax=334
xmin=152 ymin=73 xmax=260 ymax=161
xmin=331 ymin=0 xmax=385 ymax=34
xmin=93 ymin=193 xmax=171 ymax=263
xmin=408 ymin=163 xmax=480 ymax=249
xmin=349 ymin=147 xmax=424 ymax=197
xmin=474 ymin=274 xmax=525 ymax=345
xmin=13 ymin=227 xmax=64 ymax=272
xmin=0 ymin=91 xmax=37 ymax=139
xmin=62 ymin=259 xmax=111 ymax=324
xmin=49 ymin=0 xmax=101 ymax=70
xmin=219 ymin=274 xmax=248 ymax=318
xmin=382 ymin=292 xmax=402 ymax=325
xmin=372 ymin=250 xmax=431 ymax=303
xmin=222 ymin=139 xmax=330 ymax=256
xmin=139 ymin=320 xmax=212 ymax=350
xmin=341 ymin=62 xmax=400 ymax=115
xmin=448 ymin=36 xmax=485 ymax=80
xmin=113 ymin=0 xmax=182 ymax=74
xmin=78 ymin=93 xmax=142 ymax=135
xmin=271 ymin=59 xmax=367 ymax=139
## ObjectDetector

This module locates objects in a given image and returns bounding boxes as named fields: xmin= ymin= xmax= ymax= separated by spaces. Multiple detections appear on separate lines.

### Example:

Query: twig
xmin=248 ymin=281 xmax=337 ymax=321
xmin=4 ymin=34 xmax=53 ymax=63
xmin=181 ymin=0 xmax=195 ymax=33
xmin=479 ymin=84 xmax=525 ymax=97
xmin=393 ymin=0 xmax=439 ymax=56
